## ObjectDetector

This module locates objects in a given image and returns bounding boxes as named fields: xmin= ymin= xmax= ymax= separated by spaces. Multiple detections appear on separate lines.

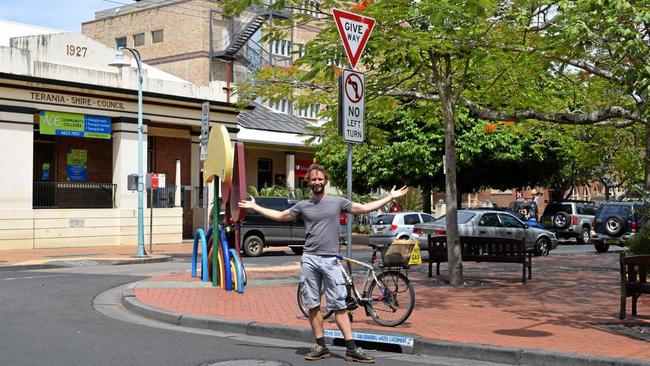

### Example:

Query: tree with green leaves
xmin=224 ymin=0 xmax=649 ymax=285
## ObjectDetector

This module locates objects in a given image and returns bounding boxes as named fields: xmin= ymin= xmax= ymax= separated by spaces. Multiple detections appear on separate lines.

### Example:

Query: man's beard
xmin=311 ymin=184 xmax=324 ymax=194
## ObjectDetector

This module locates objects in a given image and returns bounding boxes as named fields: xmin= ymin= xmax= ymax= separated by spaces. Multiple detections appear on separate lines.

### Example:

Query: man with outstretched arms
xmin=240 ymin=164 xmax=408 ymax=363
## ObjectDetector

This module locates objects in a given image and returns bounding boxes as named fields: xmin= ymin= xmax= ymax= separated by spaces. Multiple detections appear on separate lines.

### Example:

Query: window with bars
xmin=270 ymin=99 xmax=292 ymax=114
xmin=297 ymin=104 xmax=320 ymax=119
xmin=294 ymin=43 xmax=305 ymax=58
xmin=297 ymin=0 xmax=320 ymax=17
xmin=270 ymin=39 xmax=292 ymax=57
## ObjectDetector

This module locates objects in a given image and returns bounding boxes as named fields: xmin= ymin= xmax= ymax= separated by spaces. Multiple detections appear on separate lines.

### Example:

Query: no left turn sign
xmin=339 ymin=69 xmax=365 ymax=143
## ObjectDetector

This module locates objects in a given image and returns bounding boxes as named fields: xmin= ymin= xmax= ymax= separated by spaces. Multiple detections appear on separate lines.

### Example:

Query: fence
xmin=33 ymin=182 xmax=116 ymax=209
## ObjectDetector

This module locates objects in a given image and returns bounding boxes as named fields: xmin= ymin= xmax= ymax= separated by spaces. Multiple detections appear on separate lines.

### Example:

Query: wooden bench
xmin=427 ymin=235 xmax=533 ymax=283
xmin=619 ymin=253 xmax=650 ymax=319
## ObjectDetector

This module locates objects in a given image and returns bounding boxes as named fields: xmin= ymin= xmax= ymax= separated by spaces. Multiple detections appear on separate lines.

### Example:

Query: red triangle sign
xmin=332 ymin=8 xmax=376 ymax=69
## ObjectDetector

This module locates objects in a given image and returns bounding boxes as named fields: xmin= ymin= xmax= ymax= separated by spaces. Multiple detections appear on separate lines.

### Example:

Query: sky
xmin=0 ymin=0 xmax=114 ymax=31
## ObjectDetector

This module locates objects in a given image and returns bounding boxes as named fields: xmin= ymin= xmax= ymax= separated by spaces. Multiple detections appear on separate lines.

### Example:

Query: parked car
xmin=475 ymin=206 xmax=543 ymax=229
xmin=238 ymin=197 xmax=305 ymax=257
xmin=591 ymin=201 xmax=644 ymax=253
xmin=540 ymin=200 xmax=597 ymax=244
xmin=368 ymin=212 xmax=436 ymax=247
xmin=412 ymin=209 xmax=558 ymax=256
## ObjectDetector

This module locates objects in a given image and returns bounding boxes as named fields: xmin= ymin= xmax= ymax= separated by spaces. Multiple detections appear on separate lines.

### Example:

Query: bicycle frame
xmin=336 ymin=255 xmax=385 ymax=304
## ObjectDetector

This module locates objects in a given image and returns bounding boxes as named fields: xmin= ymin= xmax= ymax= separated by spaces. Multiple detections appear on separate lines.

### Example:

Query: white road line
xmin=1 ymin=274 xmax=66 ymax=281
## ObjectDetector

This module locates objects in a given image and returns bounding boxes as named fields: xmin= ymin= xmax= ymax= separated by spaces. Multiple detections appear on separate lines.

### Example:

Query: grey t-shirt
xmin=290 ymin=195 xmax=352 ymax=256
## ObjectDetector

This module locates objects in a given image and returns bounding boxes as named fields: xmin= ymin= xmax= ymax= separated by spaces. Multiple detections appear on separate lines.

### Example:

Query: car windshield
xmin=373 ymin=214 xmax=395 ymax=225
xmin=543 ymin=203 xmax=573 ymax=215
xmin=433 ymin=211 xmax=476 ymax=225
xmin=598 ymin=205 xmax=632 ymax=218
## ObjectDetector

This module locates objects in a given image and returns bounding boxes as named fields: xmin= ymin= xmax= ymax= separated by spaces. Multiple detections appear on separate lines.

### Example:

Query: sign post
xmin=333 ymin=8 xmax=375 ymax=267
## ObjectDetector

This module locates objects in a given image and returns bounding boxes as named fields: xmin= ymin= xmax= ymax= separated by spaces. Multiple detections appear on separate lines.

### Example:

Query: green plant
xmin=247 ymin=184 xmax=312 ymax=199
xmin=352 ymin=223 xmax=371 ymax=234
xmin=625 ymin=225 xmax=650 ymax=255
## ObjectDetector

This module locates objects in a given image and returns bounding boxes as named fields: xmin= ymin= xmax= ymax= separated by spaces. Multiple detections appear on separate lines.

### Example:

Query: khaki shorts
xmin=300 ymin=253 xmax=347 ymax=311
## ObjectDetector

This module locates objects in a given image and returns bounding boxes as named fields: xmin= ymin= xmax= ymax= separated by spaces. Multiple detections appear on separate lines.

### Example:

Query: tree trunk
xmin=645 ymin=125 xmax=650 ymax=191
xmin=422 ymin=186 xmax=432 ymax=214
xmin=433 ymin=54 xmax=463 ymax=286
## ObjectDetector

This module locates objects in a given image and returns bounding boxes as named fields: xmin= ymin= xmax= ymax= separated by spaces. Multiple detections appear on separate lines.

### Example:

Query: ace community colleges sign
xmin=39 ymin=111 xmax=111 ymax=139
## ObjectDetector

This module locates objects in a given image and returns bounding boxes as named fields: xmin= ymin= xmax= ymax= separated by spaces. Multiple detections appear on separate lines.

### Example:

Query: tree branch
xmin=461 ymin=98 xmax=646 ymax=125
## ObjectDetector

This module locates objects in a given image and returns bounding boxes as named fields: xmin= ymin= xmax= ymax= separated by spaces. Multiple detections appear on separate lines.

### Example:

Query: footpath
xmin=2 ymin=243 xmax=649 ymax=365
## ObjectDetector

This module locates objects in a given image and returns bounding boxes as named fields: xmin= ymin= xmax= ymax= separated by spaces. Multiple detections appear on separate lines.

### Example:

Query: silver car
xmin=412 ymin=209 xmax=558 ymax=256
xmin=369 ymin=212 xmax=436 ymax=246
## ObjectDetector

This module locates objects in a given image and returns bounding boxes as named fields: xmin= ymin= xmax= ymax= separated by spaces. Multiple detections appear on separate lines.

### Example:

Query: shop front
xmin=0 ymin=73 xmax=238 ymax=250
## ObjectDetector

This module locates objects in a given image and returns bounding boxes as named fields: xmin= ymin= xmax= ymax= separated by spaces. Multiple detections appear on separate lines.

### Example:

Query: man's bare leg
xmin=308 ymin=307 xmax=324 ymax=338
xmin=305 ymin=307 xmax=331 ymax=360
xmin=334 ymin=309 xmax=353 ymax=340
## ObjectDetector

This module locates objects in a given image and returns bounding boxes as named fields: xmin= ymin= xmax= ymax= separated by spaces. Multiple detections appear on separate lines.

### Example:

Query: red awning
xmin=295 ymin=159 xmax=313 ymax=178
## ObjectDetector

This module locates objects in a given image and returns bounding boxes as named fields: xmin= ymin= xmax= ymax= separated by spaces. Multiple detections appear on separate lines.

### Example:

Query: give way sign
xmin=332 ymin=8 xmax=376 ymax=69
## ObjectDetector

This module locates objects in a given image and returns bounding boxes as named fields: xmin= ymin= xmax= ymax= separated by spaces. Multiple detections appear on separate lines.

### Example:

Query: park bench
xmin=427 ymin=235 xmax=533 ymax=283
xmin=619 ymin=253 xmax=650 ymax=319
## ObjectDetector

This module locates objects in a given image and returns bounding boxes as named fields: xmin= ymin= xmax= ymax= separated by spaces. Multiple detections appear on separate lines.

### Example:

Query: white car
xmin=368 ymin=212 xmax=435 ymax=247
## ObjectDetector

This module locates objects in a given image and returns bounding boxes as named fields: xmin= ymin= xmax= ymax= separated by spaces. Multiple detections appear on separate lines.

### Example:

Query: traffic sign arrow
xmin=332 ymin=8 xmax=376 ymax=69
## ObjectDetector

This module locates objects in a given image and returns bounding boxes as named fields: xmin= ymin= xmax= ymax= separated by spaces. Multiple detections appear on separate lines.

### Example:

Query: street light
xmin=109 ymin=47 xmax=146 ymax=257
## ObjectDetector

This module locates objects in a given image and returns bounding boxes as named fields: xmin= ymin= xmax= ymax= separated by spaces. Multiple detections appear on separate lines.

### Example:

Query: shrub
xmin=353 ymin=223 xmax=371 ymax=234
xmin=625 ymin=225 xmax=650 ymax=255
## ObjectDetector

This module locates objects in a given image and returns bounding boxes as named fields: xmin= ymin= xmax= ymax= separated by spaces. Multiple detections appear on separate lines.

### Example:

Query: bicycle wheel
xmin=296 ymin=282 xmax=334 ymax=319
xmin=366 ymin=270 xmax=415 ymax=326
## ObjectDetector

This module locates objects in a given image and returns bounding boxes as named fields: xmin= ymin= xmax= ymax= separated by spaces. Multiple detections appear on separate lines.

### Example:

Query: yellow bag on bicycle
xmin=382 ymin=239 xmax=420 ymax=267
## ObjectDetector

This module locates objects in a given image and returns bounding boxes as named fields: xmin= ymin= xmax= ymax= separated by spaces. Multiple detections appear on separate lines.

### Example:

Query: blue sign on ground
xmin=324 ymin=329 xmax=414 ymax=347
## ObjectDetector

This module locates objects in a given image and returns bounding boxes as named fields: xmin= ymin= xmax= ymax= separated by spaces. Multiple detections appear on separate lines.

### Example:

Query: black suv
xmin=540 ymin=200 xmax=598 ymax=244
xmin=238 ymin=197 xmax=305 ymax=257
xmin=591 ymin=201 xmax=643 ymax=253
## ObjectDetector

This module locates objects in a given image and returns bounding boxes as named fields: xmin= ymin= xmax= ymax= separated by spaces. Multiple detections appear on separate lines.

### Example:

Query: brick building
xmin=82 ymin=0 xmax=323 ymax=192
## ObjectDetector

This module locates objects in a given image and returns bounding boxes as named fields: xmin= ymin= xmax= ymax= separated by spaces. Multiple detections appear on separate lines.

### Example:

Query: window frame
xmin=151 ymin=29 xmax=164 ymax=43
xmin=133 ymin=32 xmax=145 ymax=47
xmin=115 ymin=36 xmax=127 ymax=50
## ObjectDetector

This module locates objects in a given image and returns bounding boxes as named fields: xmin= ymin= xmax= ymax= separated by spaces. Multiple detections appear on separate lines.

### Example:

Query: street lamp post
xmin=109 ymin=48 xmax=146 ymax=257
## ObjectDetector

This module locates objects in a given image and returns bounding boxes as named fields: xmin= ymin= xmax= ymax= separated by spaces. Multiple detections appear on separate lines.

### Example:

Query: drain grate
xmin=594 ymin=322 xmax=650 ymax=342
xmin=201 ymin=360 xmax=292 ymax=366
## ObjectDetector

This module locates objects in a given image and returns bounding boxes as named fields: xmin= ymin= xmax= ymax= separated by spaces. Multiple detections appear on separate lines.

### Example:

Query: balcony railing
xmin=33 ymin=182 xmax=116 ymax=209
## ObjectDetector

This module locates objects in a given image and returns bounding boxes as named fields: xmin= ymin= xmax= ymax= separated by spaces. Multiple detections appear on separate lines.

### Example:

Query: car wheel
xmin=398 ymin=235 xmax=409 ymax=240
xmin=290 ymin=246 xmax=303 ymax=255
xmin=605 ymin=215 xmax=626 ymax=237
xmin=576 ymin=227 xmax=591 ymax=244
xmin=534 ymin=237 xmax=550 ymax=256
xmin=594 ymin=242 xmax=610 ymax=253
xmin=552 ymin=212 xmax=571 ymax=230
xmin=243 ymin=235 xmax=264 ymax=257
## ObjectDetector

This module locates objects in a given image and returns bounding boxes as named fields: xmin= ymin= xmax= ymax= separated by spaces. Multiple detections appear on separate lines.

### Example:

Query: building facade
xmin=0 ymin=26 xmax=239 ymax=250
xmin=82 ymin=0 xmax=323 ymax=192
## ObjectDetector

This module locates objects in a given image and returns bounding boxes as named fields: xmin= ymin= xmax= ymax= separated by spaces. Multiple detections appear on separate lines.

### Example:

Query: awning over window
xmin=295 ymin=159 xmax=313 ymax=178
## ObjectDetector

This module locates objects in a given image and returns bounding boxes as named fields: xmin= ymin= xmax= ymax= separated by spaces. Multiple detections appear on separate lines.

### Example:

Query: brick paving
xmin=2 ymin=244 xmax=649 ymax=362
xmin=134 ymin=252 xmax=650 ymax=362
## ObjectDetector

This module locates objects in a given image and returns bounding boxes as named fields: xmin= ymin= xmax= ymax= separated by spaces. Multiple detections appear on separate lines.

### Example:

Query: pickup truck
xmin=239 ymin=197 xmax=306 ymax=257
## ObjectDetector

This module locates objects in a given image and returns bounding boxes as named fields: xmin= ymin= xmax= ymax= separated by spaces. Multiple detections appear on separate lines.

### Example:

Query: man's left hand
xmin=390 ymin=185 xmax=409 ymax=199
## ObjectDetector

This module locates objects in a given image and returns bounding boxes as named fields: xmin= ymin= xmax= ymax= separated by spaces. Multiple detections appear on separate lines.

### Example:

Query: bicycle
xmin=296 ymin=246 xmax=415 ymax=327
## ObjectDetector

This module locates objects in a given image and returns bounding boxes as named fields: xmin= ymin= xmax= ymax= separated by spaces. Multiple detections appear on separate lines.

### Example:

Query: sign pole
xmin=346 ymin=143 xmax=353 ymax=273
xmin=149 ymin=188 xmax=153 ymax=254
xmin=212 ymin=177 xmax=219 ymax=288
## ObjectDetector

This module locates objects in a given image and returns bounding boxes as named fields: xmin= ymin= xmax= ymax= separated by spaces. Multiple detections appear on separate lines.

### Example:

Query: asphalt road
xmin=0 ymin=261 xmax=504 ymax=366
